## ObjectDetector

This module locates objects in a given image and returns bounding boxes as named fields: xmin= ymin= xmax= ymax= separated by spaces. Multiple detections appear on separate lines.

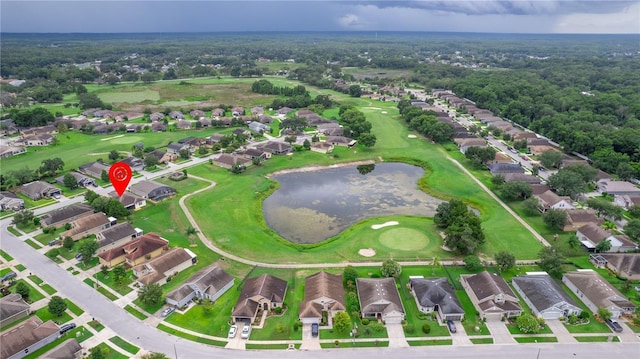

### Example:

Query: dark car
xmin=311 ymin=323 xmax=319 ymax=337
xmin=59 ymin=323 xmax=76 ymax=335
xmin=0 ymin=271 xmax=16 ymax=282
xmin=605 ymin=319 xmax=623 ymax=333
xmin=446 ymin=320 xmax=457 ymax=333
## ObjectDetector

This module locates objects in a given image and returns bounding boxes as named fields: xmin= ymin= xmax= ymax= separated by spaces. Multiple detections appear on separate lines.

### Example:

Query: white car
xmin=241 ymin=325 xmax=251 ymax=339
xmin=228 ymin=325 xmax=238 ymax=338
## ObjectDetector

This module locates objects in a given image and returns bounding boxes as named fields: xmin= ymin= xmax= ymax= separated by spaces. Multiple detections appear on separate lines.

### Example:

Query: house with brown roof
xmin=146 ymin=149 xmax=174 ymax=164
xmin=501 ymin=173 xmax=541 ymax=184
xmin=97 ymin=232 xmax=169 ymax=268
xmin=165 ymin=264 xmax=233 ymax=308
xmin=190 ymin=110 xmax=205 ymax=119
xmin=60 ymin=212 xmax=114 ymax=241
xmin=299 ymin=272 xmax=346 ymax=325
xmin=460 ymin=271 xmax=522 ymax=320
xmin=562 ymin=270 xmax=637 ymax=319
xmin=325 ymin=136 xmax=356 ymax=147
xmin=96 ymin=222 xmax=143 ymax=253
xmin=310 ymin=142 xmax=334 ymax=154
xmin=0 ymin=294 xmax=30 ymax=328
xmin=615 ymin=195 xmax=640 ymax=210
xmin=212 ymin=154 xmax=251 ymax=169
xmin=0 ymin=145 xmax=26 ymax=159
xmin=78 ymin=161 xmax=110 ymax=179
xmin=0 ymin=317 xmax=59 ymax=359
xmin=211 ymin=108 xmax=225 ymax=118
xmin=356 ymin=278 xmax=405 ymax=324
xmin=593 ymin=253 xmax=640 ymax=280
xmin=169 ymin=111 xmax=184 ymax=120
xmin=231 ymin=107 xmax=244 ymax=117
xmin=260 ymin=141 xmax=292 ymax=155
xmin=512 ymin=273 xmax=582 ymax=320
xmin=176 ymin=120 xmax=193 ymax=130
xmin=409 ymin=277 xmax=464 ymax=321
xmin=108 ymin=191 xmax=146 ymax=211
xmin=240 ymin=148 xmax=267 ymax=162
xmin=133 ymin=247 xmax=196 ymax=287
xmin=563 ymin=210 xmax=603 ymax=232
xmin=129 ymin=180 xmax=176 ymax=201
xmin=24 ymin=134 xmax=54 ymax=146
xmin=533 ymin=190 xmax=575 ymax=212
xmin=151 ymin=122 xmax=167 ymax=132
xmin=0 ymin=192 xmax=25 ymax=212
xmin=276 ymin=107 xmax=293 ymax=115
xmin=316 ymin=122 xmax=343 ymax=136
xmin=18 ymin=181 xmax=61 ymax=201
xmin=576 ymin=223 xmax=637 ymax=253
xmin=40 ymin=203 xmax=94 ymax=228
xmin=40 ymin=339 xmax=82 ymax=359
xmin=232 ymin=274 xmax=288 ymax=324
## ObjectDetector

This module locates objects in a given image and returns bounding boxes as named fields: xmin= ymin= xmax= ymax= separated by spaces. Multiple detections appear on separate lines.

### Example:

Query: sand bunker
xmin=100 ymin=134 xmax=125 ymax=141
xmin=407 ymin=134 xmax=417 ymax=138
xmin=371 ymin=221 xmax=399 ymax=230
xmin=358 ymin=248 xmax=376 ymax=257
xmin=381 ymin=111 xmax=388 ymax=114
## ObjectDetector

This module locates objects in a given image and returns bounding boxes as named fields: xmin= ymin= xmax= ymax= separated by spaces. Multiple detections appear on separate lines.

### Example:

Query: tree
xmin=463 ymin=255 xmax=483 ymax=271
xmin=522 ymin=197 xmax=542 ymax=215
xmin=333 ymin=311 xmax=351 ymax=334
xmin=12 ymin=209 xmax=35 ymax=226
xmin=539 ymin=150 xmax=563 ymax=169
xmin=548 ymin=169 xmax=587 ymax=199
xmin=501 ymin=181 xmax=532 ymax=201
xmin=63 ymin=173 xmax=78 ymax=190
xmin=343 ymin=266 xmax=358 ymax=287
xmin=464 ymin=146 xmax=496 ymax=167
xmin=48 ymin=295 xmax=68 ymax=317
xmin=88 ymin=346 xmax=106 ymax=359
xmin=623 ymin=219 xmax=640 ymax=241
xmin=100 ymin=265 xmax=109 ymax=276
xmin=284 ymin=135 xmax=297 ymax=145
xmin=348 ymin=84 xmax=362 ymax=97
xmin=595 ymin=239 xmax=612 ymax=253
xmin=101 ymin=169 xmax=109 ymax=183
xmin=538 ymin=247 xmax=564 ymax=278
xmin=597 ymin=307 xmax=612 ymax=321
xmin=381 ymin=259 xmax=401 ymax=278
xmin=138 ymin=283 xmax=163 ymax=306
xmin=78 ymin=239 xmax=99 ymax=265
xmin=112 ymin=265 xmax=126 ymax=284
xmin=15 ymin=281 xmax=30 ymax=298
xmin=586 ymin=198 xmax=624 ymax=220
xmin=39 ymin=157 xmax=65 ymax=177
xmin=108 ymin=150 xmax=120 ymax=162
xmin=201 ymin=298 xmax=214 ymax=316
xmin=63 ymin=236 xmax=74 ymax=250
xmin=543 ymin=209 xmax=568 ymax=230
xmin=144 ymin=154 xmax=159 ymax=168
xmin=302 ymin=139 xmax=311 ymax=150
xmin=495 ymin=251 xmax=516 ymax=272
xmin=516 ymin=313 xmax=541 ymax=334
xmin=179 ymin=149 xmax=190 ymax=160
xmin=358 ymin=133 xmax=377 ymax=148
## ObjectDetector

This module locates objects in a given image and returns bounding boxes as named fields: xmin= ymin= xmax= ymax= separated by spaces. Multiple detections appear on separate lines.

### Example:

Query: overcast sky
xmin=1 ymin=1 xmax=639 ymax=34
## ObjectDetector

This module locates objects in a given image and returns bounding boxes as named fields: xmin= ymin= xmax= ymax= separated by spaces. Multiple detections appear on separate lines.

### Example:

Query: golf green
xmin=378 ymin=228 xmax=429 ymax=251
xmin=108 ymin=136 xmax=144 ymax=145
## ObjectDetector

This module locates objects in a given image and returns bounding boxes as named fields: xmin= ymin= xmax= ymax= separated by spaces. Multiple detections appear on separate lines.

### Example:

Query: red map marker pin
xmin=109 ymin=162 xmax=133 ymax=197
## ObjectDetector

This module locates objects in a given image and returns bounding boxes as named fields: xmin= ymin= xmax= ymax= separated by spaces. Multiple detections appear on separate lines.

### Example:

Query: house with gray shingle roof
xmin=460 ymin=271 xmax=522 ymax=320
xmin=576 ymin=223 xmax=637 ymax=253
xmin=562 ymin=270 xmax=636 ymax=319
xmin=533 ymin=190 xmax=574 ymax=212
xmin=78 ymin=161 xmax=111 ymax=179
xmin=487 ymin=163 xmax=524 ymax=175
xmin=0 ymin=192 xmax=24 ymax=211
xmin=129 ymin=180 xmax=176 ymax=201
xmin=356 ymin=277 xmax=405 ymax=324
xmin=55 ymin=171 xmax=96 ymax=188
xmin=60 ymin=212 xmax=114 ymax=241
xmin=165 ymin=265 xmax=232 ymax=308
xmin=596 ymin=253 xmax=640 ymax=280
xmin=409 ymin=277 xmax=464 ymax=321
xmin=0 ymin=294 xmax=30 ymax=327
xmin=212 ymin=154 xmax=251 ymax=169
xmin=18 ymin=181 xmax=61 ymax=201
xmin=512 ymin=272 xmax=582 ymax=320
xmin=40 ymin=203 xmax=94 ymax=228
xmin=97 ymin=222 xmax=142 ymax=253
xmin=563 ymin=210 xmax=603 ymax=232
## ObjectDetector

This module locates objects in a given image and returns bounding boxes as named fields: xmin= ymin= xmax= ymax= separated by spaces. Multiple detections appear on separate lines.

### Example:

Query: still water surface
xmin=263 ymin=162 xmax=444 ymax=244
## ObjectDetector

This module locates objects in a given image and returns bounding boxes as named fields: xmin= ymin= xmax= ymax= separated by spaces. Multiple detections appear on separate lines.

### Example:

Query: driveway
xmin=484 ymin=320 xmax=515 ymax=344
xmin=546 ymin=320 xmax=577 ymax=343
xmin=450 ymin=322 xmax=472 ymax=346
xmin=386 ymin=323 xmax=409 ymax=348
xmin=299 ymin=323 xmax=321 ymax=350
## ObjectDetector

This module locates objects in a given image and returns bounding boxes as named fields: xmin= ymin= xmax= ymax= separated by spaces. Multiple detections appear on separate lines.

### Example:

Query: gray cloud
xmin=360 ymin=0 xmax=638 ymax=15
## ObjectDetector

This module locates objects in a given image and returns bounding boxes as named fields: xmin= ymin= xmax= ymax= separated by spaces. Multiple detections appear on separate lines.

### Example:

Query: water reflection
xmin=263 ymin=162 xmax=444 ymax=244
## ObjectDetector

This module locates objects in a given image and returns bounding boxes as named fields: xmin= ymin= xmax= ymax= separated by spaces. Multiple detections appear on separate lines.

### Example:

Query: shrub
xmin=416 ymin=312 xmax=427 ymax=320
xmin=371 ymin=321 xmax=385 ymax=332
xmin=293 ymin=322 xmax=300 ymax=331
xmin=274 ymin=306 xmax=282 ymax=314
xmin=578 ymin=311 xmax=590 ymax=320
xmin=361 ymin=318 xmax=370 ymax=325
xmin=404 ymin=324 xmax=415 ymax=334
xmin=364 ymin=328 xmax=371 ymax=336
xmin=46 ymin=249 xmax=60 ymax=258
xmin=422 ymin=323 xmax=431 ymax=334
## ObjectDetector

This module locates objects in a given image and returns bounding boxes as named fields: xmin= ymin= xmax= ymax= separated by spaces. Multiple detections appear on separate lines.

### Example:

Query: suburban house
xmin=563 ymin=210 xmax=603 ymax=232
xmin=501 ymin=173 xmax=541 ymax=184
xmin=487 ymin=163 xmax=525 ymax=175
xmin=512 ymin=273 xmax=582 ymax=320
xmin=590 ymin=253 xmax=640 ymax=280
xmin=325 ymin=136 xmax=356 ymax=147
xmin=207 ymin=133 xmax=225 ymax=144
xmin=597 ymin=180 xmax=640 ymax=196
xmin=190 ymin=110 xmax=205 ymax=119
xmin=212 ymin=154 xmax=251 ymax=169
xmin=231 ymin=274 xmax=288 ymax=324
xmin=40 ymin=339 xmax=82 ymax=359
xmin=97 ymin=233 xmax=169 ymax=268
xmin=576 ymin=222 xmax=637 ymax=253
xmin=248 ymin=121 xmax=270 ymax=134
xmin=150 ymin=112 xmax=165 ymax=122
xmin=0 ymin=294 xmax=30 ymax=327
xmin=0 ymin=192 xmax=25 ymax=211
xmin=129 ymin=180 xmax=176 ymax=201
xmin=165 ymin=264 xmax=233 ymax=308
xmin=55 ymin=171 xmax=96 ymax=188
xmin=199 ymin=118 xmax=212 ymax=127
xmin=356 ymin=278 xmax=405 ymax=324
xmin=24 ymin=134 xmax=54 ymax=146
xmin=176 ymin=120 xmax=193 ymax=130
xmin=211 ymin=108 xmax=225 ymax=118
xmin=260 ymin=141 xmax=292 ymax=155
xmin=615 ymin=195 xmax=640 ymax=210
xmin=460 ymin=271 xmax=523 ymax=320
xmin=169 ymin=111 xmax=184 ymax=120
xmin=562 ymin=270 xmax=637 ymax=319
xmin=133 ymin=247 xmax=197 ymax=287
xmin=250 ymin=106 xmax=264 ymax=115
xmin=533 ymin=190 xmax=575 ymax=212
xmin=231 ymin=107 xmax=244 ymax=116
xmin=316 ymin=122 xmax=343 ymax=136
xmin=167 ymin=142 xmax=190 ymax=155
xmin=0 ymin=145 xmax=26 ymax=158
xmin=78 ymin=161 xmax=111 ymax=179
xmin=18 ymin=181 xmax=61 ymax=201
xmin=145 ymin=149 xmax=174 ymax=164
xmin=276 ymin=107 xmax=293 ymax=115
xmin=109 ymin=191 xmax=146 ymax=210
xmin=298 ymin=271 xmax=346 ymax=325
xmin=60 ymin=212 xmax=114 ymax=241
xmin=40 ymin=203 xmax=94 ymax=228
xmin=240 ymin=148 xmax=267 ymax=162
xmin=0 ymin=317 xmax=59 ymax=359
xmin=120 ymin=157 xmax=144 ymax=172
xmin=151 ymin=122 xmax=167 ymax=132
xmin=96 ymin=222 xmax=143 ymax=254
xmin=409 ymin=277 xmax=465 ymax=321
xmin=310 ymin=142 xmax=334 ymax=154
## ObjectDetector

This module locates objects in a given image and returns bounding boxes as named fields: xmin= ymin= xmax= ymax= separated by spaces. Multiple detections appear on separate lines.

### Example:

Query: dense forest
xmin=1 ymin=32 xmax=639 ymax=178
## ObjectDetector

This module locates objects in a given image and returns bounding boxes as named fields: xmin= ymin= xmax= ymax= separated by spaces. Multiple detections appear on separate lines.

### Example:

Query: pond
xmin=263 ymin=162 xmax=444 ymax=244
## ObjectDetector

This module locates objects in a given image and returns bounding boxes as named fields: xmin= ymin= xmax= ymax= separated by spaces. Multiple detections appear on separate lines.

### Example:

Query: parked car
xmin=241 ymin=324 xmax=251 ymax=339
xmin=0 ymin=271 xmax=17 ymax=282
xmin=74 ymin=253 xmax=83 ymax=261
xmin=311 ymin=323 xmax=319 ymax=337
xmin=447 ymin=320 xmax=457 ymax=333
xmin=605 ymin=319 xmax=623 ymax=333
xmin=161 ymin=306 xmax=175 ymax=318
xmin=228 ymin=325 xmax=238 ymax=338
xmin=48 ymin=238 xmax=61 ymax=246
xmin=59 ymin=323 xmax=76 ymax=335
